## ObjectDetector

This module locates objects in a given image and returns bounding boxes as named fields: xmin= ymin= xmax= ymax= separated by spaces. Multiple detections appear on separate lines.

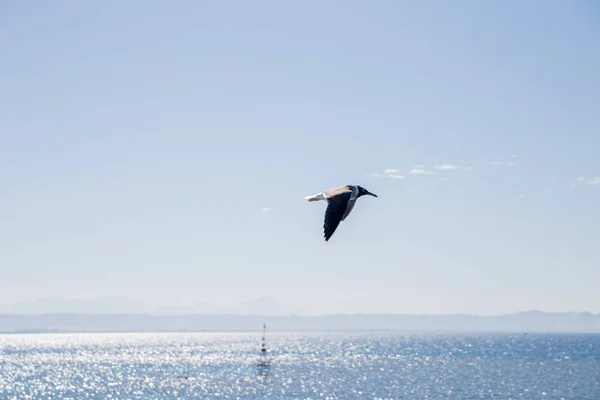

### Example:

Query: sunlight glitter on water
xmin=0 ymin=332 xmax=598 ymax=399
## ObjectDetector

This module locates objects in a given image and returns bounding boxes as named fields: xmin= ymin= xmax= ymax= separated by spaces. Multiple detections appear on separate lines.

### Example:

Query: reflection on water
xmin=256 ymin=359 xmax=271 ymax=383
xmin=0 ymin=332 xmax=598 ymax=399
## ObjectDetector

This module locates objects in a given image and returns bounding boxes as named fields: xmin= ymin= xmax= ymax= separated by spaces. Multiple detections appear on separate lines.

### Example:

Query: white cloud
xmin=367 ymin=170 xmax=404 ymax=180
xmin=409 ymin=168 xmax=433 ymax=175
xmin=507 ymin=162 xmax=515 ymax=167
xmin=434 ymin=164 xmax=458 ymax=170
xmin=510 ymin=154 xmax=518 ymax=159
xmin=465 ymin=166 xmax=473 ymax=171
xmin=413 ymin=164 xmax=425 ymax=169
xmin=588 ymin=177 xmax=600 ymax=185
xmin=261 ymin=207 xmax=271 ymax=212
xmin=571 ymin=176 xmax=586 ymax=187
xmin=487 ymin=161 xmax=502 ymax=166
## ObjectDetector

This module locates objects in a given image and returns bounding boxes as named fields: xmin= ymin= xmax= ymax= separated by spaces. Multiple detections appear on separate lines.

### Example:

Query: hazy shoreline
xmin=1 ymin=311 xmax=599 ymax=334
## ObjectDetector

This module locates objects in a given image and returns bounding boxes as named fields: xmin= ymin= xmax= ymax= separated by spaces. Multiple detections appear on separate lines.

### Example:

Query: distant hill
xmin=0 ymin=310 xmax=599 ymax=334
xmin=224 ymin=296 xmax=302 ymax=316
xmin=0 ymin=296 xmax=302 ymax=316
xmin=1 ymin=297 xmax=151 ymax=315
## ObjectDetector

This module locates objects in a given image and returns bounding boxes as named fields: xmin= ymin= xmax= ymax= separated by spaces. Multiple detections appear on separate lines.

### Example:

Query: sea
xmin=0 ymin=332 xmax=598 ymax=399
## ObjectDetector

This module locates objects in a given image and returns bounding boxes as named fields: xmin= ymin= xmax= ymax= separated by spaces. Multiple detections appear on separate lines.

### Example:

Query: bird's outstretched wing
xmin=342 ymin=199 xmax=356 ymax=221
xmin=323 ymin=190 xmax=353 ymax=241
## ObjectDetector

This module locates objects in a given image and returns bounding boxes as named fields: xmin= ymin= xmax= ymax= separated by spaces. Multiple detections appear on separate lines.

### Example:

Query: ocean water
xmin=0 ymin=332 xmax=598 ymax=399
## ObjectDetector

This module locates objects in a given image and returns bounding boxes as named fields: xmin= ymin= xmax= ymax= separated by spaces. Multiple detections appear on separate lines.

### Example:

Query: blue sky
xmin=1 ymin=1 xmax=599 ymax=315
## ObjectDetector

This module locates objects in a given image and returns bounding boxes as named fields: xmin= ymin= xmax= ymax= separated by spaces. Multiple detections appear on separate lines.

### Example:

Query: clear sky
xmin=2 ymin=1 xmax=599 ymax=315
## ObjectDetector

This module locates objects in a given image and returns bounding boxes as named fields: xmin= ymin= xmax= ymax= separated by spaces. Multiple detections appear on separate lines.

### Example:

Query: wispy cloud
xmin=371 ymin=158 xmax=522 ymax=179
xmin=261 ymin=207 xmax=271 ymax=212
xmin=409 ymin=167 xmax=433 ymax=175
xmin=434 ymin=164 xmax=458 ymax=171
xmin=588 ymin=177 xmax=600 ymax=185
xmin=571 ymin=176 xmax=585 ymax=187
xmin=367 ymin=169 xmax=404 ymax=180
xmin=487 ymin=156 xmax=518 ymax=167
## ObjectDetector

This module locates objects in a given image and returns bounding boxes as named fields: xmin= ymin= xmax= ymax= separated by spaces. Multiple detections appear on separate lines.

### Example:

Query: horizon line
xmin=1 ymin=310 xmax=599 ymax=317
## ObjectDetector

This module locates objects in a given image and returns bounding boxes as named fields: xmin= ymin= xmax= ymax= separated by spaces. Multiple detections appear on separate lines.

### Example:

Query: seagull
xmin=304 ymin=184 xmax=378 ymax=241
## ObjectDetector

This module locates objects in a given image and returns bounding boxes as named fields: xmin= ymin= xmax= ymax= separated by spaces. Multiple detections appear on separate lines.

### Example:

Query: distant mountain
xmin=0 ymin=311 xmax=599 ymax=334
xmin=152 ymin=302 xmax=220 ymax=315
xmin=0 ymin=297 xmax=302 ymax=316
xmin=224 ymin=297 xmax=297 ymax=316
xmin=0 ymin=296 xmax=151 ymax=315
xmin=2 ymin=298 xmax=598 ymax=334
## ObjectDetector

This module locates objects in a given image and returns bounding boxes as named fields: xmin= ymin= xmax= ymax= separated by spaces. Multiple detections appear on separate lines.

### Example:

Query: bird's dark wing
xmin=323 ymin=190 xmax=352 ymax=241
xmin=342 ymin=199 xmax=356 ymax=221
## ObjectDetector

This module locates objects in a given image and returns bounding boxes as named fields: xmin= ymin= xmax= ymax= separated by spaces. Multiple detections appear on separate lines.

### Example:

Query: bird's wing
xmin=323 ymin=190 xmax=352 ymax=241
xmin=341 ymin=199 xmax=356 ymax=221
xmin=323 ymin=184 xmax=354 ymax=198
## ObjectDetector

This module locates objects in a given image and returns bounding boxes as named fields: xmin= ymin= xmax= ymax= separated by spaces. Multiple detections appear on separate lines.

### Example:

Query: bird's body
xmin=305 ymin=184 xmax=377 ymax=241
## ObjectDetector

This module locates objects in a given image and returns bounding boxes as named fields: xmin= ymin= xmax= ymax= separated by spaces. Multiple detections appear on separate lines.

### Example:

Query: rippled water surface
xmin=0 ymin=332 xmax=599 ymax=399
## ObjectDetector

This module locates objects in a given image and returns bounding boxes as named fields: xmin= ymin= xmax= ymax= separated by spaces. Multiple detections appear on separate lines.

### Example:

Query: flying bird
xmin=304 ymin=184 xmax=378 ymax=241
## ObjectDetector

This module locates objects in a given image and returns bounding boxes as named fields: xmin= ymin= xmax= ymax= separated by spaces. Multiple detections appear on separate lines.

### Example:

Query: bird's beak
xmin=368 ymin=192 xmax=378 ymax=198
